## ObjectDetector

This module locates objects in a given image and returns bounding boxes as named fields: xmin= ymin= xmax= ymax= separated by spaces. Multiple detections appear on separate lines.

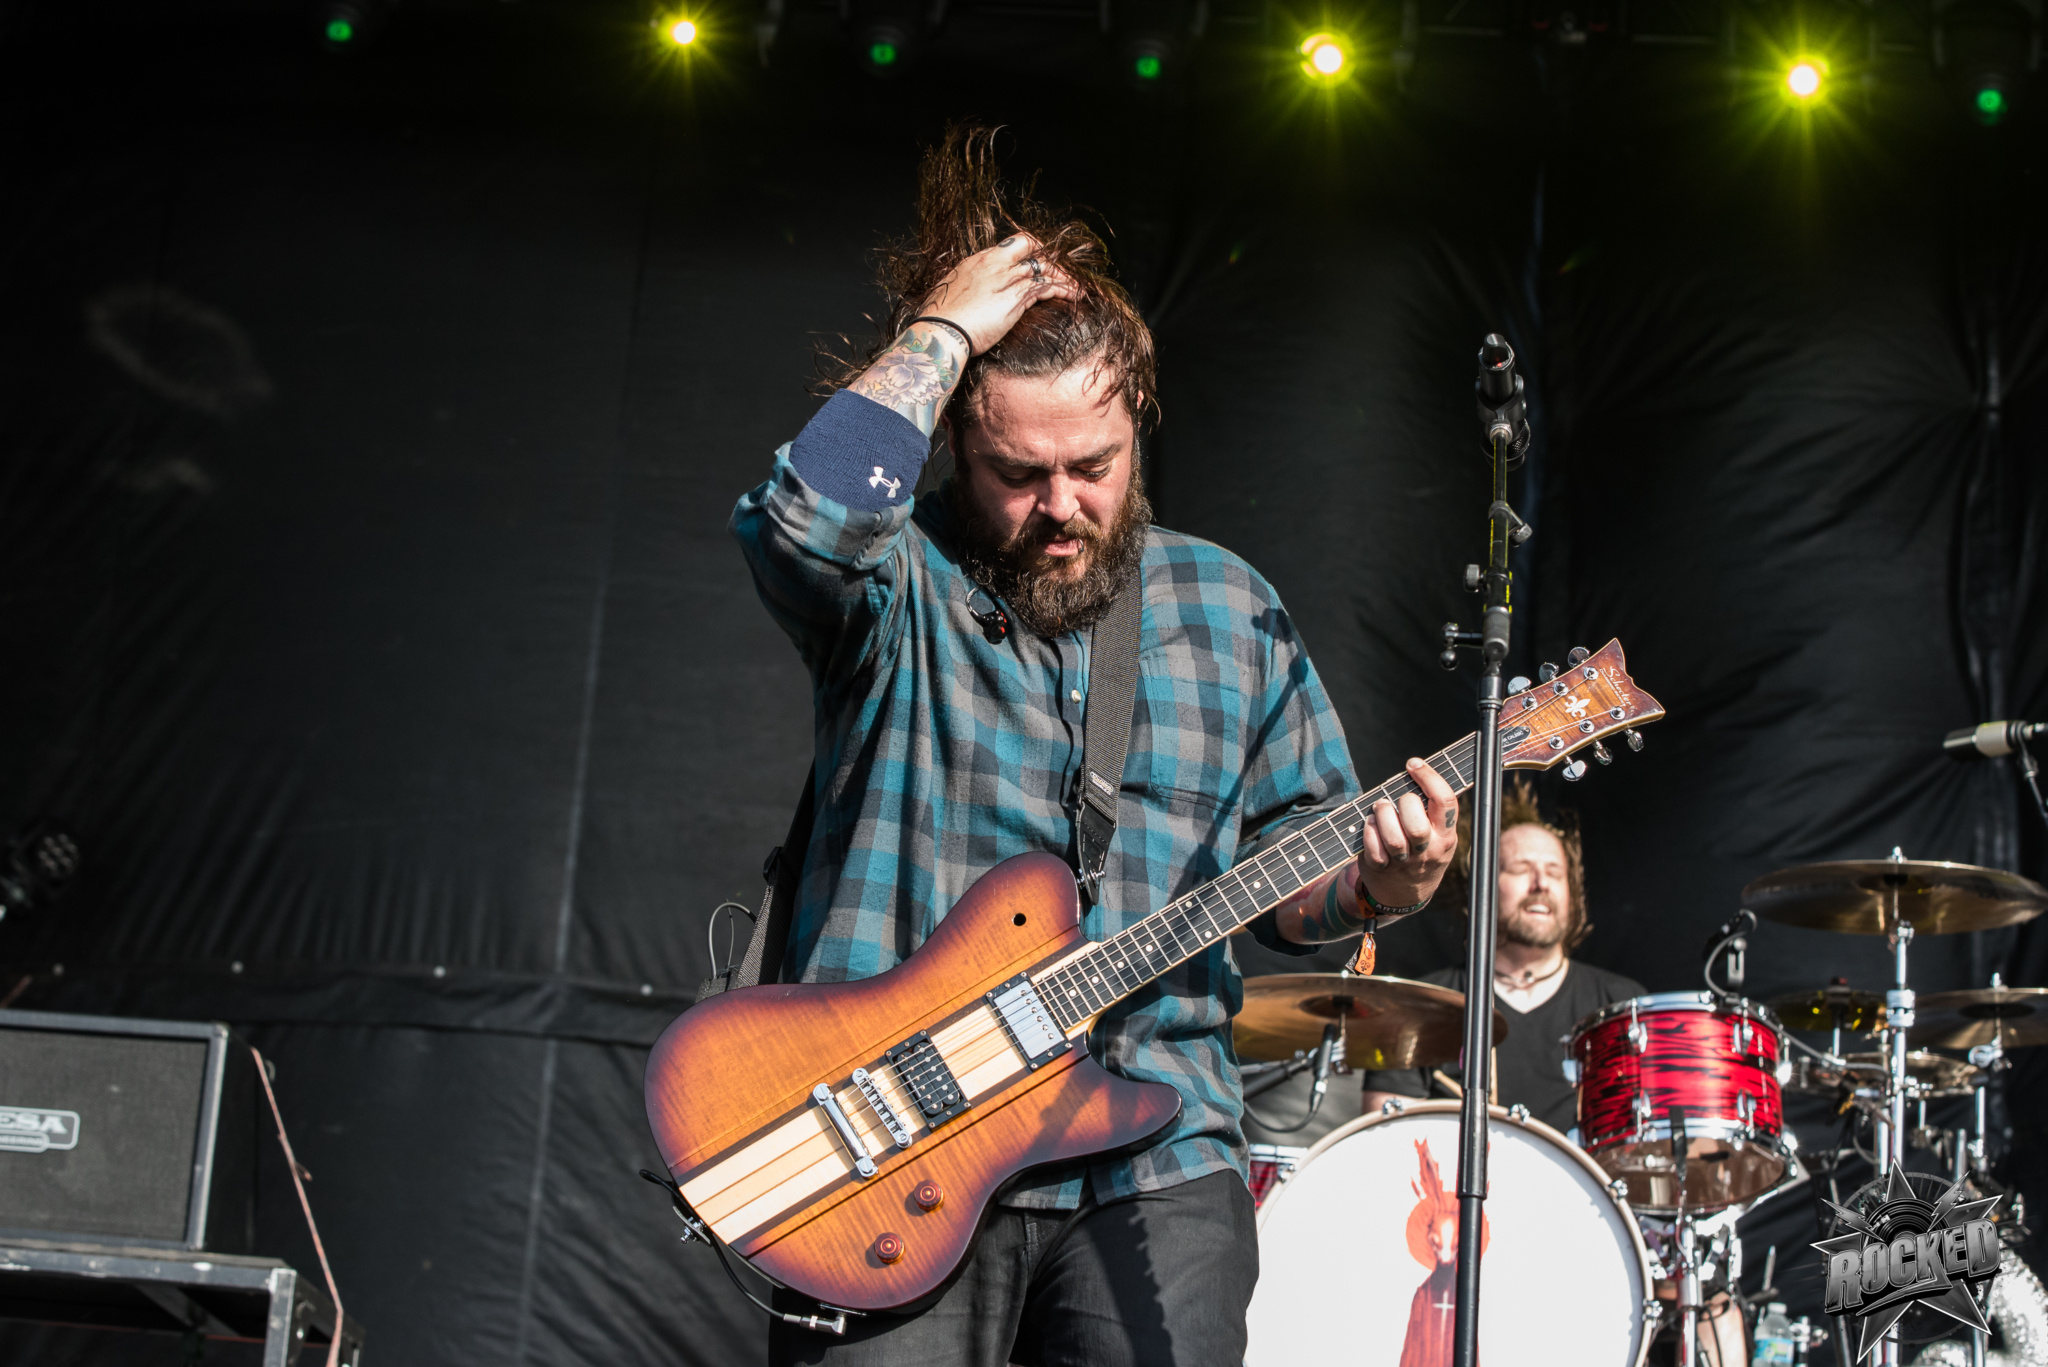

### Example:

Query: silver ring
xmin=1028 ymin=257 xmax=1045 ymax=282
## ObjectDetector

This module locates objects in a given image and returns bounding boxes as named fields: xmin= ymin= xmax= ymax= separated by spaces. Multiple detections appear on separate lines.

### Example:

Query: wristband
xmin=1356 ymin=874 xmax=1429 ymax=919
xmin=908 ymin=315 xmax=977 ymax=356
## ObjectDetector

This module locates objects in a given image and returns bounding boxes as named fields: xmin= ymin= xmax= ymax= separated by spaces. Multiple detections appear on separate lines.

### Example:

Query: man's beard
xmin=1499 ymin=891 xmax=1571 ymax=949
xmin=953 ymin=469 xmax=1152 ymax=640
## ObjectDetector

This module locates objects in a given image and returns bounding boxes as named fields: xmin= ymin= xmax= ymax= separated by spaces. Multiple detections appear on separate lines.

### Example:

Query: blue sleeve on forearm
xmin=788 ymin=390 xmax=931 ymax=512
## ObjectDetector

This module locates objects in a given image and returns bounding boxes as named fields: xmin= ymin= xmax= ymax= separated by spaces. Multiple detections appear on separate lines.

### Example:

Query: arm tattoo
xmin=848 ymin=323 xmax=968 ymax=437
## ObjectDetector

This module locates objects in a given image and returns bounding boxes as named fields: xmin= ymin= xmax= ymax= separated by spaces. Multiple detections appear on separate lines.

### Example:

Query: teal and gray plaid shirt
xmin=729 ymin=392 xmax=1360 ymax=1208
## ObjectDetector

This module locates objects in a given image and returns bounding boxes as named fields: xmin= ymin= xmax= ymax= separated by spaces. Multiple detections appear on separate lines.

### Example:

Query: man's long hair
xmin=819 ymin=124 xmax=1158 ymax=431
xmin=1446 ymin=777 xmax=1593 ymax=952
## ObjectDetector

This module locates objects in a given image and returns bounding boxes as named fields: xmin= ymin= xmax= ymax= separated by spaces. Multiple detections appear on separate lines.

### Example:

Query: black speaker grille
xmin=0 ymin=1032 xmax=208 ymax=1243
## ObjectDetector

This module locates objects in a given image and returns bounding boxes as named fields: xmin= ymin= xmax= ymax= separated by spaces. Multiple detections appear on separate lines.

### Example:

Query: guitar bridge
xmin=987 ymin=974 xmax=1071 ymax=1070
xmin=883 ymin=1031 xmax=969 ymax=1130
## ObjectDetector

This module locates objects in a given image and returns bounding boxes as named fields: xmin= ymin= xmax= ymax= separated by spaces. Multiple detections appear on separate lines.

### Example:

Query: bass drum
xmin=1245 ymin=1101 xmax=1651 ymax=1367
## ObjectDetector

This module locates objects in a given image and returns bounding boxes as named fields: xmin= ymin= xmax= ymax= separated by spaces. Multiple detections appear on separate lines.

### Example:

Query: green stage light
xmin=1135 ymin=52 xmax=1162 ymax=79
xmin=325 ymin=17 xmax=354 ymax=42
xmin=1977 ymin=86 xmax=2006 ymax=117
xmin=869 ymin=40 xmax=898 ymax=65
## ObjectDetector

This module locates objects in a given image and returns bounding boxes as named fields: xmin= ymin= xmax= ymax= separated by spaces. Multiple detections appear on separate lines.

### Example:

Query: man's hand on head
xmin=919 ymin=233 xmax=1082 ymax=356
xmin=1355 ymin=758 xmax=1459 ymax=918
xmin=845 ymin=233 xmax=1081 ymax=437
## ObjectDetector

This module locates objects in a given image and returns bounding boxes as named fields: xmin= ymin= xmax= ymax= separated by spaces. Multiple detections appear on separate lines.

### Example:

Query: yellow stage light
xmin=668 ymin=16 xmax=698 ymax=44
xmin=1785 ymin=58 xmax=1824 ymax=100
xmin=1300 ymin=32 xmax=1350 ymax=82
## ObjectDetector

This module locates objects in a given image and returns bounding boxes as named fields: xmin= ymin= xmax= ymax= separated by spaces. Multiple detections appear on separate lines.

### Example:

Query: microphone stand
xmin=1444 ymin=336 xmax=1530 ymax=1367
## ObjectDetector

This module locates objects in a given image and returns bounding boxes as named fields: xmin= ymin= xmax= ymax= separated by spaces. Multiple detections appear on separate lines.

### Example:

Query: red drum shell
xmin=1571 ymin=992 xmax=1789 ymax=1212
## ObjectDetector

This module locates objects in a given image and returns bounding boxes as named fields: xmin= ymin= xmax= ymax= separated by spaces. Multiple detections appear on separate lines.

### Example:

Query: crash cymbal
xmin=1767 ymin=984 xmax=1887 ymax=1034
xmin=1742 ymin=859 xmax=2048 ymax=936
xmin=1235 ymin=973 xmax=1507 ymax=1072
xmin=1907 ymin=986 xmax=2048 ymax=1052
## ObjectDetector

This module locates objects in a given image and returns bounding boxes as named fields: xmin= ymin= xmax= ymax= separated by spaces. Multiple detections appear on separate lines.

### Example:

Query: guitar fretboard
xmin=1035 ymin=734 xmax=1483 ymax=1034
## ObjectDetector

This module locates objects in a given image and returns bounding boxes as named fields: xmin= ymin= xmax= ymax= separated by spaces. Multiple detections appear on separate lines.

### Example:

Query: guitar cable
xmin=638 ymin=1169 xmax=858 ymax=1335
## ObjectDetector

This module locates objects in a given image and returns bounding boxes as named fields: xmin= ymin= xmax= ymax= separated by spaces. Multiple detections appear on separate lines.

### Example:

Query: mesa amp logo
xmin=1816 ymin=1162 xmax=2003 ymax=1362
xmin=0 ymin=1105 xmax=81 ymax=1154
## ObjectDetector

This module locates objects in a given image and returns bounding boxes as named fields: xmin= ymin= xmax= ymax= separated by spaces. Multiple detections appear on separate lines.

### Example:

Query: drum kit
xmin=1235 ymin=850 xmax=2048 ymax=1367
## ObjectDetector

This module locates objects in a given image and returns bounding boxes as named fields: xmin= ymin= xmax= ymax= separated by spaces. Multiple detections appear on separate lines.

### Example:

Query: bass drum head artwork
xmin=1246 ymin=1101 xmax=1651 ymax=1367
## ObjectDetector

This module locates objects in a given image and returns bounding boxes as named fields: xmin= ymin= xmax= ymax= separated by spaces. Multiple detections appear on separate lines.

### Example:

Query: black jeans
xmin=767 ymin=1170 xmax=1259 ymax=1367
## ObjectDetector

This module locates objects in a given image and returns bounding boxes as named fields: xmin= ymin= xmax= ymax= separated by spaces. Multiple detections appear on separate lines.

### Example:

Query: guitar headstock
xmin=1500 ymin=640 xmax=1665 ymax=775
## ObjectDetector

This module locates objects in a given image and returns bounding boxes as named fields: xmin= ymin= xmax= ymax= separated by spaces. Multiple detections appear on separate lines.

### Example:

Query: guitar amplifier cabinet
xmin=0 ymin=1009 xmax=255 ymax=1253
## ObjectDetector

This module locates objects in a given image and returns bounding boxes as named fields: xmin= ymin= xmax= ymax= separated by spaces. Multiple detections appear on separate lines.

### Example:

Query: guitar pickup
xmin=987 ymin=975 xmax=1071 ymax=1070
xmin=851 ymin=1067 xmax=911 ymax=1149
xmin=883 ymin=1031 xmax=969 ymax=1129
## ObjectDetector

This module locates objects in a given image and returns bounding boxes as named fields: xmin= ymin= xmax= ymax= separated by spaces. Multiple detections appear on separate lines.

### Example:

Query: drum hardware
xmin=1745 ymin=855 xmax=2048 ymax=1367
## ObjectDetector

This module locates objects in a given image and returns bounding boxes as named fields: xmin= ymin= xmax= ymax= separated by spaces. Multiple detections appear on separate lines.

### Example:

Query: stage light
xmin=1785 ymin=58 xmax=1824 ymax=99
xmin=668 ymin=17 xmax=698 ymax=44
xmin=848 ymin=8 xmax=920 ymax=77
xmin=1135 ymin=51 xmax=1162 ymax=79
xmin=1936 ymin=0 xmax=2036 ymax=125
xmin=1300 ymin=32 xmax=1351 ymax=82
xmin=318 ymin=0 xmax=387 ymax=51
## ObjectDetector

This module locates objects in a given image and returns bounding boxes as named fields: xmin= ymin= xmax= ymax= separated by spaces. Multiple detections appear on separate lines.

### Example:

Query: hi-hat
xmin=1235 ymin=973 xmax=1506 ymax=1072
xmin=1742 ymin=859 xmax=2048 ymax=936
xmin=1767 ymin=984 xmax=1887 ymax=1034
xmin=1907 ymin=986 xmax=2048 ymax=1051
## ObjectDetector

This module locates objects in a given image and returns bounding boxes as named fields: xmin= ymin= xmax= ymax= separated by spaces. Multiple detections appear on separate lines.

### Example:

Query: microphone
xmin=1475 ymin=334 xmax=1533 ymax=468
xmin=1944 ymin=721 xmax=2046 ymax=760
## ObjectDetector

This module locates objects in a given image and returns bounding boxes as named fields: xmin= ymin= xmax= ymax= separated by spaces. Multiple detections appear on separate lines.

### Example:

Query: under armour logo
xmin=868 ymin=466 xmax=902 ymax=499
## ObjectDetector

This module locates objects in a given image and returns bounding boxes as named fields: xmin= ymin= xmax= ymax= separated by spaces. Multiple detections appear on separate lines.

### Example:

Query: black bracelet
xmin=908 ymin=315 xmax=977 ymax=356
xmin=1357 ymin=874 xmax=1430 ymax=919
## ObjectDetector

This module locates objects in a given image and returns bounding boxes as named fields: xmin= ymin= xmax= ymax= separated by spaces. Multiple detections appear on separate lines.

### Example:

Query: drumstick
xmin=1431 ymin=1069 xmax=1464 ymax=1098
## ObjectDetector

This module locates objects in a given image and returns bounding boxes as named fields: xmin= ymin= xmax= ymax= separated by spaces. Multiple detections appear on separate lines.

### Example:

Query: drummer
xmin=1360 ymin=780 xmax=1643 ymax=1133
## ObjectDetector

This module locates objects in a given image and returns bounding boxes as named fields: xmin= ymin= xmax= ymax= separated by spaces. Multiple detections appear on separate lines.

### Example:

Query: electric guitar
xmin=644 ymin=640 xmax=1664 ymax=1315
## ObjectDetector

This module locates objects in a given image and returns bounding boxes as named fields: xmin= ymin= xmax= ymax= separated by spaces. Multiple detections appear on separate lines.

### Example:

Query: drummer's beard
xmin=1499 ymin=892 xmax=1571 ymax=949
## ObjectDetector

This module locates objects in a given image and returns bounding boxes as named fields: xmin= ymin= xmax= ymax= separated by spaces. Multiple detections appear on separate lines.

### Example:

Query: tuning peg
xmin=1562 ymin=758 xmax=1588 ymax=781
xmin=1507 ymin=675 xmax=1531 ymax=694
xmin=1625 ymin=728 xmax=1644 ymax=752
xmin=1567 ymin=646 xmax=1591 ymax=665
xmin=1537 ymin=662 xmax=1560 ymax=683
xmin=1593 ymin=742 xmax=1613 ymax=766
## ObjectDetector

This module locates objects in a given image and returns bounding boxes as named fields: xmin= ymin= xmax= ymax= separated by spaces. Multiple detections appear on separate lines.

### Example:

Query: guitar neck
xmin=1035 ymin=733 xmax=1483 ymax=1034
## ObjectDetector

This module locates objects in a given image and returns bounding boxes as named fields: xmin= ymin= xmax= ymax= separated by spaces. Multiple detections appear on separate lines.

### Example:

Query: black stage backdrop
xmin=0 ymin=1 xmax=2044 ymax=1362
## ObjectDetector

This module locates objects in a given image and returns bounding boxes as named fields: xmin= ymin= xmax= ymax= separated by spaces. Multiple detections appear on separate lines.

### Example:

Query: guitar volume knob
xmin=914 ymin=1180 xmax=944 ymax=1212
xmin=875 ymin=1232 xmax=905 ymax=1264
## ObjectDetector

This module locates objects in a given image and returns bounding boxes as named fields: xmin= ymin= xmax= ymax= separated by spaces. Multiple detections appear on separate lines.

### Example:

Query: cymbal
xmin=1767 ymin=985 xmax=1887 ymax=1034
xmin=1788 ymin=1051 xmax=1981 ymax=1097
xmin=1742 ymin=859 xmax=2048 ymax=936
xmin=1235 ymin=973 xmax=1507 ymax=1072
xmin=1907 ymin=986 xmax=2048 ymax=1052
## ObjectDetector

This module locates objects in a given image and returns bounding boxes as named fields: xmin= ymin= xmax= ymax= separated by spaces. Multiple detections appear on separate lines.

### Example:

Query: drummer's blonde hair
xmin=1450 ymin=777 xmax=1592 ymax=952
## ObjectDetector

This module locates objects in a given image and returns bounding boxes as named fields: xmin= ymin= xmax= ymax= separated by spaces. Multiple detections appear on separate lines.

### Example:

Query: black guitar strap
xmin=705 ymin=769 xmax=815 ymax=996
xmin=1075 ymin=561 xmax=1143 ymax=904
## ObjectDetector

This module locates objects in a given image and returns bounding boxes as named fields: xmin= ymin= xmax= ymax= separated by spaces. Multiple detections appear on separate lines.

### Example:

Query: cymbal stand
xmin=1877 ymin=850 xmax=1915 ymax=1367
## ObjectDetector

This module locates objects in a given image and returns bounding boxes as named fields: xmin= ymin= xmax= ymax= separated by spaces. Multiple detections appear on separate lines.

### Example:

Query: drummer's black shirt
xmin=1360 ymin=961 xmax=1645 ymax=1135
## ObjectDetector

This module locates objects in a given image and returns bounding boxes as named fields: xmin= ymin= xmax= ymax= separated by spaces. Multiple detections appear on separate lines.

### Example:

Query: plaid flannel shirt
xmin=729 ymin=392 xmax=1360 ymax=1208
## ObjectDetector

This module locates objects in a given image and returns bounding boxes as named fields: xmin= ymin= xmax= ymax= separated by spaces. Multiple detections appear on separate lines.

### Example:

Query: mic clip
xmin=966 ymin=585 xmax=1010 ymax=645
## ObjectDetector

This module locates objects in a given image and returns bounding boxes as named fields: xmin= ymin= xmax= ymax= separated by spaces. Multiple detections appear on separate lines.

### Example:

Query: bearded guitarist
xmin=727 ymin=125 xmax=1458 ymax=1367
